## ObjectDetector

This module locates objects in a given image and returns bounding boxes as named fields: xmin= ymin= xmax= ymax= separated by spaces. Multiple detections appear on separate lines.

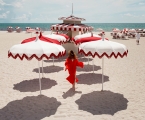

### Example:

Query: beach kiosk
xmin=50 ymin=13 xmax=93 ymax=53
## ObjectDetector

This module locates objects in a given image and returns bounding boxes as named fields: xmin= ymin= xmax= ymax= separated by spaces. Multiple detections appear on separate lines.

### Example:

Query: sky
xmin=0 ymin=0 xmax=145 ymax=23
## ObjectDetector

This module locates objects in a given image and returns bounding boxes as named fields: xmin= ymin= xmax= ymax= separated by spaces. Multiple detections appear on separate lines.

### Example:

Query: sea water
xmin=0 ymin=23 xmax=145 ymax=32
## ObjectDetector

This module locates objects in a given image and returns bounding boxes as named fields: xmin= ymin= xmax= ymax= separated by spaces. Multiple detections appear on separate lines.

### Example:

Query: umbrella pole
xmin=42 ymin=60 xmax=44 ymax=78
xmin=93 ymin=59 xmax=94 ymax=73
xmin=101 ymin=57 xmax=104 ymax=91
xmin=88 ymin=57 xmax=89 ymax=65
xmin=53 ymin=57 xmax=54 ymax=66
xmin=38 ymin=61 xmax=42 ymax=94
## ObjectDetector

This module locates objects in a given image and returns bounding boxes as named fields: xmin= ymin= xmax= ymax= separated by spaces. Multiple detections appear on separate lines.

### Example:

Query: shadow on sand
xmin=75 ymin=90 xmax=128 ymax=115
xmin=77 ymin=64 xmax=101 ymax=72
xmin=77 ymin=73 xmax=109 ymax=85
xmin=0 ymin=95 xmax=61 ymax=120
xmin=43 ymin=55 xmax=67 ymax=63
xmin=62 ymin=88 xmax=82 ymax=99
xmin=33 ymin=65 xmax=64 ymax=73
xmin=13 ymin=78 xmax=57 ymax=92
xmin=78 ymin=57 xmax=93 ymax=62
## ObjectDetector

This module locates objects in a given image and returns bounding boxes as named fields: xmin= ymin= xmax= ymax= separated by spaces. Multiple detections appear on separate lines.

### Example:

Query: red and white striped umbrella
xmin=128 ymin=29 xmax=136 ymax=33
xmin=122 ymin=28 xmax=129 ymax=33
xmin=21 ymin=32 xmax=60 ymax=45
xmin=78 ymin=37 xmax=128 ymax=91
xmin=8 ymin=33 xmax=66 ymax=94
xmin=7 ymin=26 xmax=14 ymax=32
xmin=51 ymin=23 xmax=93 ymax=32
xmin=15 ymin=27 xmax=22 ymax=33
xmin=112 ymin=28 xmax=121 ymax=33
xmin=26 ymin=28 xmax=36 ymax=33
xmin=44 ymin=33 xmax=70 ymax=44
xmin=73 ymin=32 xmax=108 ymax=45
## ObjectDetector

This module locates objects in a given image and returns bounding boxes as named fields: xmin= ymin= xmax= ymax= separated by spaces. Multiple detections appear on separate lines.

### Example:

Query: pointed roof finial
xmin=72 ymin=3 xmax=73 ymax=16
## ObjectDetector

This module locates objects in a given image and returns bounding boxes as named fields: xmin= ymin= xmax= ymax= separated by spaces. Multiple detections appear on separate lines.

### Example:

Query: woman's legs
xmin=72 ymin=74 xmax=76 ymax=90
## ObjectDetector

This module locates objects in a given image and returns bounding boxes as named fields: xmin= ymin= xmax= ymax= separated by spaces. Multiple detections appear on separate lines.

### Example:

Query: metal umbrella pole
xmin=92 ymin=59 xmax=94 ymax=73
xmin=42 ymin=60 xmax=44 ymax=78
xmin=101 ymin=57 xmax=104 ymax=91
xmin=53 ymin=57 xmax=55 ymax=66
xmin=38 ymin=61 xmax=42 ymax=94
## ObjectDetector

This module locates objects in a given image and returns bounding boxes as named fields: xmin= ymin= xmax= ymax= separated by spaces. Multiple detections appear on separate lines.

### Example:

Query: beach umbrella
xmin=15 ymin=27 xmax=22 ymax=33
xmin=128 ymin=29 xmax=136 ymax=33
xmin=122 ymin=28 xmax=129 ymax=32
xmin=21 ymin=32 xmax=61 ymax=65
xmin=96 ymin=28 xmax=104 ymax=32
xmin=44 ymin=33 xmax=70 ymax=44
xmin=73 ymin=32 xmax=109 ymax=71
xmin=21 ymin=32 xmax=60 ymax=45
xmin=73 ymin=32 xmax=108 ymax=45
xmin=7 ymin=26 xmax=14 ymax=32
xmin=8 ymin=32 xmax=66 ymax=94
xmin=78 ymin=35 xmax=128 ymax=91
xmin=26 ymin=28 xmax=36 ymax=33
xmin=112 ymin=28 xmax=121 ymax=33
xmin=73 ymin=32 xmax=108 ymax=65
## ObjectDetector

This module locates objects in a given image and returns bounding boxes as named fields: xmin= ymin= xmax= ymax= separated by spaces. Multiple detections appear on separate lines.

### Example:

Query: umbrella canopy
xmin=96 ymin=28 xmax=104 ymax=32
xmin=44 ymin=33 xmax=70 ymax=44
xmin=78 ymin=38 xmax=128 ymax=91
xmin=51 ymin=23 xmax=93 ymax=32
xmin=79 ymin=40 xmax=128 ymax=58
xmin=15 ymin=27 xmax=22 ymax=33
xmin=128 ymin=29 xmax=136 ymax=33
xmin=8 ymin=36 xmax=65 ymax=61
xmin=112 ymin=28 xmax=121 ymax=33
xmin=21 ymin=32 xmax=60 ymax=45
xmin=73 ymin=33 xmax=108 ymax=45
xmin=7 ymin=26 xmax=14 ymax=32
xmin=26 ymin=28 xmax=36 ymax=33
xmin=122 ymin=28 xmax=129 ymax=33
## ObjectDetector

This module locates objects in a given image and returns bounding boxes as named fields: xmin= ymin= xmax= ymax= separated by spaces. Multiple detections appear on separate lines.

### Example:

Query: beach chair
xmin=132 ymin=34 xmax=135 ymax=38
xmin=113 ymin=35 xmax=117 ymax=39
xmin=121 ymin=35 xmax=126 ymax=40
xmin=140 ymin=34 xmax=143 ymax=37
xmin=15 ymin=27 xmax=22 ymax=33
xmin=117 ymin=35 xmax=120 ymax=39
xmin=7 ymin=27 xmax=13 ymax=32
xmin=110 ymin=33 xmax=113 ymax=36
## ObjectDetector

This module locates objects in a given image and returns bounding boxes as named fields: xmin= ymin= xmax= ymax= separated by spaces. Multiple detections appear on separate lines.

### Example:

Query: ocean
xmin=0 ymin=23 xmax=145 ymax=32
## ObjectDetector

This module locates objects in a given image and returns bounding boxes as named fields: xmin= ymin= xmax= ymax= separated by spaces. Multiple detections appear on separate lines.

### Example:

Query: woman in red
xmin=65 ymin=50 xmax=84 ymax=89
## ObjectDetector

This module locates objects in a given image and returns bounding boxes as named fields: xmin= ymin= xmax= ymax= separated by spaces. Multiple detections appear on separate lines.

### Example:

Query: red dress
xmin=65 ymin=58 xmax=84 ymax=84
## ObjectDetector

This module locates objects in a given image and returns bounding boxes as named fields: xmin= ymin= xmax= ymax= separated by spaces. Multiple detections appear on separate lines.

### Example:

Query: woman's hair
xmin=68 ymin=50 xmax=77 ymax=59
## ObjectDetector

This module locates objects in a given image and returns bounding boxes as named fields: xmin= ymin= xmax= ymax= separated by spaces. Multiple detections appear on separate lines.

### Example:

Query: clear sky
xmin=0 ymin=0 xmax=145 ymax=23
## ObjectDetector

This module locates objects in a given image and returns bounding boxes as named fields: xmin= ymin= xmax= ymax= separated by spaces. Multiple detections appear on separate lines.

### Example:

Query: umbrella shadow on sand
xmin=13 ymin=78 xmax=57 ymax=92
xmin=77 ymin=64 xmax=101 ymax=72
xmin=62 ymin=88 xmax=82 ymax=99
xmin=0 ymin=95 xmax=61 ymax=120
xmin=33 ymin=65 xmax=64 ymax=73
xmin=77 ymin=73 xmax=109 ymax=85
xmin=78 ymin=57 xmax=93 ymax=62
xmin=43 ymin=55 xmax=67 ymax=63
xmin=75 ymin=90 xmax=129 ymax=115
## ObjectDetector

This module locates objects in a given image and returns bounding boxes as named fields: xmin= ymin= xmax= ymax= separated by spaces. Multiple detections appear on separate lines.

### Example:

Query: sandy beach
xmin=0 ymin=31 xmax=145 ymax=120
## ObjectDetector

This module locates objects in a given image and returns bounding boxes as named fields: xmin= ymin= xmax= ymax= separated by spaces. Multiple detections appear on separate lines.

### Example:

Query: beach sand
xmin=0 ymin=31 xmax=145 ymax=120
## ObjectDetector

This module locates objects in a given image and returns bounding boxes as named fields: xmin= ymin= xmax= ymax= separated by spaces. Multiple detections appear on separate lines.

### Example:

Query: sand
xmin=0 ymin=31 xmax=145 ymax=120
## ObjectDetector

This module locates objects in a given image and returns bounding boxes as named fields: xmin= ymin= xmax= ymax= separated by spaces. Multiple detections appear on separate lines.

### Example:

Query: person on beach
xmin=136 ymin=32 xmax=140 ymax=45
xmin=64 ymin=50 xmax=84 ymax=89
